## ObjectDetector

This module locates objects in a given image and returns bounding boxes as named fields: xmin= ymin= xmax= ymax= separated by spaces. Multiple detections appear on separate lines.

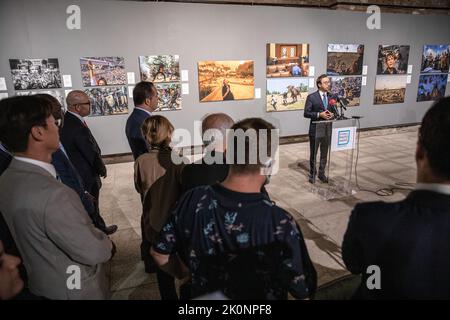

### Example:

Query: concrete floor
xmin=100 ymin=127 xmax=419 ymax=299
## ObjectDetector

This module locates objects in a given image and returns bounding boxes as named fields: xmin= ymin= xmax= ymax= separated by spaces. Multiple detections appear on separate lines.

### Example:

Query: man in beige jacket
xmin=0 ymin=95 xmax=114 ymax=300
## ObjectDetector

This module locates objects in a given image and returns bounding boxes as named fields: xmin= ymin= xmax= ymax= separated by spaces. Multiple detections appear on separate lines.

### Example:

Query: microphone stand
xmin=336 ymin=97 xmax=348 ymax=120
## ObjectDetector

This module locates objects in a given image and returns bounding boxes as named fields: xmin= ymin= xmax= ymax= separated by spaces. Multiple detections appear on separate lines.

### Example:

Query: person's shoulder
xmin=350 ymin=200 xmax=405 ymax=222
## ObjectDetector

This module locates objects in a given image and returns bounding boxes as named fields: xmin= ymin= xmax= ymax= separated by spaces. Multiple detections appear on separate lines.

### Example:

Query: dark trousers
xmin=309 ymin=128 xmax=331 ymax=178
xmin=88 ymin=180 xmax=107 ymax=231
xmin=156 ymin=267 xmax=178 ymax=300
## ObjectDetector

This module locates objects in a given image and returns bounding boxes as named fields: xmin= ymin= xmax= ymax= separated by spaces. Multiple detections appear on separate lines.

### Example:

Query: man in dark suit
xmin=60 ymin=90 xmax=116 ymax=235
xmin=303 ymin=74 xmax=337 ymax=183
xmin=342 ymin=96 xmax=450 ymax=299
xmin=0 ymin=142 xmax=12 ymax=173
xmin=125 ymin=81 xmax=158 ymax=160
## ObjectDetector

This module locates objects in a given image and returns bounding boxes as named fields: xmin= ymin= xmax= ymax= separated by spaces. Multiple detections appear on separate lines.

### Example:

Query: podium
xmin=310 ymin=118 xmax=358 ymax=200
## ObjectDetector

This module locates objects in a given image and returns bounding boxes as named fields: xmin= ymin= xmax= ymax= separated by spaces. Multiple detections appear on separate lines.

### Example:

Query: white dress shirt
xmin=15 ymin=156 xmax=57 ymax=179
xmin=415 ymin=183 xmax=450 ymax=196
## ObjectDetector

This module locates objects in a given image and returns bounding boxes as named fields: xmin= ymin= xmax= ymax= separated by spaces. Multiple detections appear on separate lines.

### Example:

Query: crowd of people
xmin=0 ymin=79 xmax=449 ymax=300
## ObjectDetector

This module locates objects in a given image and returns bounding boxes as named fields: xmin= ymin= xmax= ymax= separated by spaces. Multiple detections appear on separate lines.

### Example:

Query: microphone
xmin=335 ymin=95 xmax=347 ymax=110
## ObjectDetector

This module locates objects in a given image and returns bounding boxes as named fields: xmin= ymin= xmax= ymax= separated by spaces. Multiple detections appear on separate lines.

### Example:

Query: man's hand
xmin=319 ymin=110 xmax=333 ymax=120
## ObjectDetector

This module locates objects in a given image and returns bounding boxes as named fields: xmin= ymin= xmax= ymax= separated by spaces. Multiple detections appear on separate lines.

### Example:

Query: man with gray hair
xmin=180 ymin=113 xmax=234 ymax=193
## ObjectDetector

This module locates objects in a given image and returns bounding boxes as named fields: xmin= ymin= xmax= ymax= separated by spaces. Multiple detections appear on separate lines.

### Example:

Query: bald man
xmin=180 ymin=113 xmax=234 ymax=193
xmin=60 ymin=91 xmax=117 ymax=235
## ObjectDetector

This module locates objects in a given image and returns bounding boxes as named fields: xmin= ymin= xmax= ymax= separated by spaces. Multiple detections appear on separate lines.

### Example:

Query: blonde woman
xmin=134 ymin=115 xmax=185 ymax=300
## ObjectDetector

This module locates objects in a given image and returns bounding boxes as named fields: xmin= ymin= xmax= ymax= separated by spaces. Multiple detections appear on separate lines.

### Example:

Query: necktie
xmin=83 ymin=120 xmax=88 ymax=128
xmin=322 ymin=94 xmax=328 ymax=110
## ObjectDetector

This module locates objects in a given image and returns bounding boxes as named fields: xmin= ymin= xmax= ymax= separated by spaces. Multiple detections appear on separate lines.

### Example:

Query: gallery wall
xmin=0 ymin=0 xmax=449 ymax=155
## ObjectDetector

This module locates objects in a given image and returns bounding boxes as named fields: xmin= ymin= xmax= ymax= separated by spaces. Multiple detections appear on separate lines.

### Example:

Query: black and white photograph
xmin=15 ymin=90 xmax=66 ymax=110
xmin=9 ymin=58 xmax=62 ymax=90
xmin=84 ymin=86 xmax=128 ymax=116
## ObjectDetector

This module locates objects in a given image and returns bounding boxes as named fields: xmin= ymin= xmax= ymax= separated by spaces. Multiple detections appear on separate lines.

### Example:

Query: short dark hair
xmin=227 ymin=118 xmax=277 ymax=175
xmin=35 ymin=93 xmax=63 ymax=121
xmin=316 ymin=74 xmax=328 ymax=88
xmin=0 ymin=96 xmax=53 ymax=153
xmin=419 ymin=96 xmax=450 ymax=180
xmin=133 ymin=81 xmax=156 ymax=106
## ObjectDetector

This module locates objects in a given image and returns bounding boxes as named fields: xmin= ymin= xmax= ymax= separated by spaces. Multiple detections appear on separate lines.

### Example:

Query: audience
xmin=60 ymin=90 xmax=117 ymax=235
xmin=181 ymin=113 xmax=234 ymax=193
xmin=151 ymin=118 xmax=316 ymax=300
xmin=0 ymin=240 xmax=23 ymax=300
xmin=342 ymin=96 xmax=450 ymax=299
xmin=134 ymin=115 xmax=185 ymax=300
xmin=0 ymin=95 xmax=114 ymax=299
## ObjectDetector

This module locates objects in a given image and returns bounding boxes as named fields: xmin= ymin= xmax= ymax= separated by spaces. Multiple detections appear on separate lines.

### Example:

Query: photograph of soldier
xmin=266 ymin=78 xmax=308 ymax=112
xmin=84 ymin=86 xmax=128 ymax=116
xmin=330 ymin=76 xmax=362 ymax=107
xmin=80 ymin=57 xmax=126 ymax=87
xmin=420 ymin=45 xmax=450 ymax=73
xmin=139 ymin=55 xmax=180 ymax=83
xmin=377 ymin=45 xmax=410 ymax=75
xmin=417 ymin=74 xmax=448 ymax=102
xmin=154 ymin=83 xmax=182 ymax=111
xmin=326 ymin=44 xmax=364 ymax=76
xmin=10 ymin=58 xmax=62 ymax=90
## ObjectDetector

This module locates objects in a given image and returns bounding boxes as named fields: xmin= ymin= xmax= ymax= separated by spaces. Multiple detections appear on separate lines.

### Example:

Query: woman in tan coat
xmin=134 ymin=115 xmax=185 ymax=300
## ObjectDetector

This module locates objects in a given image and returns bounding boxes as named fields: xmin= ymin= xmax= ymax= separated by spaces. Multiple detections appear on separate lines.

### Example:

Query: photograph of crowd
xmin=420 ymin=45 xmax=450 ymax=73
xmin=16 ymin=90 xmax=66 ymax=110
xmin=327 ymin=44 xmax=364 ymax=76
xmin=417 ymin=74 xmax=448 ymax=102
xmin=10 ymin=58 xmax=62 ymax=90
xmin=84 ymin=86 xmax=128 ymax=116
xmin=155 ymin=83 xmax=182 ymax=111
xmin=374 ymin=75 xmax=407 ymax=105
xmin=139 ymin=55 xmax=180 ymax=83
xmin=198 ymin=60 xmax=254 ymax=102
xmin=266 ymin=43 xmax=310 ymax=77
xmin=80 ymin=57 xmax=126 ymax=87
xmin=376 ymin=45 xmax=410 ymax=75
xmin=330 ymin=76 xmax=362 ymax=107
xmin=266 ymin=78 xmax=308 ymax=112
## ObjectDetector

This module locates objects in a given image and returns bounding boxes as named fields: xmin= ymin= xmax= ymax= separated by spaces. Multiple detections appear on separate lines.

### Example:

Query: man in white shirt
xmin=0 ymin=95 xmax=114 ymax=299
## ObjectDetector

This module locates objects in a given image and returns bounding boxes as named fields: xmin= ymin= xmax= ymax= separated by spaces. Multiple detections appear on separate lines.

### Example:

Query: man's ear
xmin=30 ymin=125 xmax=45 ymax=142
xmin=416 ymin=142 xmax=426 ymax=163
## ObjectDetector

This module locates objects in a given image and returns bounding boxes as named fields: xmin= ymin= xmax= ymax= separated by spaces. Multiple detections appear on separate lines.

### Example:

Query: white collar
xmin=134 ymin=106 xmax=152 ymax=117
xmin=415 ymin=183 xmax=450 ymax=196
xmin=14 ymin=156 xmax=57 ymax=179
xmin=68 ymin=111 xmax=85 ymax=124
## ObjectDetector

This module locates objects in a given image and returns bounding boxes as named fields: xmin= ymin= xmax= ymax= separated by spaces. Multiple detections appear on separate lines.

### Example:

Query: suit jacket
xmin=51 ymin=148 xmax=96 ymax=218
xmin=60 ymin=112 xmax=106 ymax=191
xmin=125 ymin=108 xmax=151 ymax=160
xmin=303 ymin=90 xmax=338 ymax=136
xmin=0 ymin=159 xmax=112 ymax=299
xmin=342 ymin=190 xmax=450 ymax=299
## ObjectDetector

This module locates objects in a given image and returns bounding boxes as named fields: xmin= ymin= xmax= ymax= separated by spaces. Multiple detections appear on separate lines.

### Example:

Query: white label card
xmin=255 ymin=88 xmax=261 ymax=99
xmin=128 ymin=86 xmax=134 ymax=98
xmin=309 ymin=66 xmax=315 ymax=77
xmin=406 ymin=75 xmax=412 ymax=84
xmin=0 ymin=77 xmax=6 ymax=91
xmin=127 ymin=72 xmax=135 ymax=84
xmin=182 ymin=83 xmax=189 ymax=95
xmin=362 ymin=65 xmax=368 ymax=75
xmin=362 ymin=77 xmax=367 ymax=86
xmin=63 ymin=75 xmax=72 ymax=88
xmin=407 ymin=65 xmax=413 ymax=74
xmin=308 ymin=78 xmax=315 ymax=88
xmin=181 ymin=70 xmax=189 ymax=82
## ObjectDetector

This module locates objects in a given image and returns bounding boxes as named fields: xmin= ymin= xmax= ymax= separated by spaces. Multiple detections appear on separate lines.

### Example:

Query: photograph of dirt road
xmin=198 ymin=60 xmax=254 ymax=102
xmin=374 ymin=75 xmax=407 ymax=105
xmin=266 ymin=78 xmax=308 ymax=112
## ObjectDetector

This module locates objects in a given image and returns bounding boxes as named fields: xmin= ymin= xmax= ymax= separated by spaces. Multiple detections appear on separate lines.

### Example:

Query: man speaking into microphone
xmin=303 ymin=74 xmax=338 ymax=184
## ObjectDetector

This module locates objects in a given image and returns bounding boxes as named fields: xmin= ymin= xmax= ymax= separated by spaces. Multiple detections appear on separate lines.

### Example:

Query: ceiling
xmin=124 ymin=0 xmax=450 ymax=14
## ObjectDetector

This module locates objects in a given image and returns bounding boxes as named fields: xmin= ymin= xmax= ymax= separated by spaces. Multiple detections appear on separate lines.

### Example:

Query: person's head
xmin=158 ymin=64 xmax=164 ymax=72
xmin=35 ymin=94 xmax=64 ymax=128
xmin=141 ymin=115 xmax=174 ymax=148
xmin=133 ymin=81 xmax=158 ymax=111
xmin=66 ymin=90 xmax=91 ymax=117
xmin=227 ymin=118 xmax=276 ymax=184
xmin=316 ymin=74 xmax=330 ymax=92
xmin=0 ymin=95 xmax=60 ymax=158
xmin=201 ymin=113 xmax=234 ymax=152
xmin=416 ymin=97 xmax=450 ymax=184
xmin=385 ymin=53 xmax=396 ymax=69
xmin=223 ymin=79 xmax=228 ymax=85
xmin=0 ymin=240 xmax=23 ymax=300
xmin=97 ymin=78 xmax=107 ymax=86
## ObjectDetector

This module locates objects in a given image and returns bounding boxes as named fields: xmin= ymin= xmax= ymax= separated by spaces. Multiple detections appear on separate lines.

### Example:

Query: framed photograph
xmin=155 ymin=83 xmax=182 ymax=111
xmin=16 ymin=90 xmax=66 ymax=110
xmin=266 ymin=43 xmax=309 ymax=77
xmin=84 ymin=86 xmax=128 ymax=116
xmin=327 ymin=44 xmax=364 ymax=76
xmin=9 ymin=58 xmax=62 ymax=90
xmin=417 ymin=74 xmax=448 ymax=102
xmin=330 ymin=76 xmax=362 ymax=107
xmin=80 ymin=57 xmax=126 ymax=87
xmin=198 ymin=60 xmax=254 ymax=102
xmin=266 ymin=78 xmax=308 ymax=112
xmin=139 ymin=55 xmax=180 ymax=83
xmin=420 ymin=45 xmax=450 ymax=73
xmin=373 ymin=75 xmax=407 ymax=105
xmin=377 ymin=45 xmax=410 ymax=75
